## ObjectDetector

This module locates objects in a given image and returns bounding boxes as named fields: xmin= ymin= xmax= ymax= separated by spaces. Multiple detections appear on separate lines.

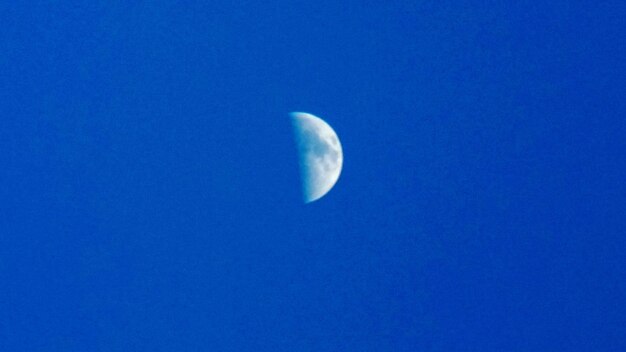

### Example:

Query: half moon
xmin=291 ymin=112 xmax=343 ymax=203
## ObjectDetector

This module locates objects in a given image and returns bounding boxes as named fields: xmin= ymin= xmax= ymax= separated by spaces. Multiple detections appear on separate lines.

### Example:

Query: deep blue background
xmin=1 ymin=1 xmax=625 ymax=351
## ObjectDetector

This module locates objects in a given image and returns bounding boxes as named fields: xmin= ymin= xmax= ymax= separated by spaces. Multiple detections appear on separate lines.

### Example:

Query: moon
xmin=291 ymin=112 xmax=343 ymax=203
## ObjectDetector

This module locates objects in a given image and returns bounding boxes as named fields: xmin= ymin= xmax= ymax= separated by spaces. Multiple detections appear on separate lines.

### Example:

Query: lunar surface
xmin=291 ymin=112 xmax=343 ymax=203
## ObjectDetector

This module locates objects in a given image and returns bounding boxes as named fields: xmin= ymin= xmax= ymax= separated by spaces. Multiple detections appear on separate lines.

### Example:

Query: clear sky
xmin=1 ymin=1 xmax=625 ymax=351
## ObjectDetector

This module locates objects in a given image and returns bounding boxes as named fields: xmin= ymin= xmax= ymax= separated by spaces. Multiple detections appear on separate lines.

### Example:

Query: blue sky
xmin=1 ymin=1 xmax=625 ymax=351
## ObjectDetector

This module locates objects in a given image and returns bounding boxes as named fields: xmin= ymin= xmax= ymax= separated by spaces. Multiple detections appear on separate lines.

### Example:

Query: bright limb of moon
xmin=291 ymin=112 xmax=343 ymax=203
